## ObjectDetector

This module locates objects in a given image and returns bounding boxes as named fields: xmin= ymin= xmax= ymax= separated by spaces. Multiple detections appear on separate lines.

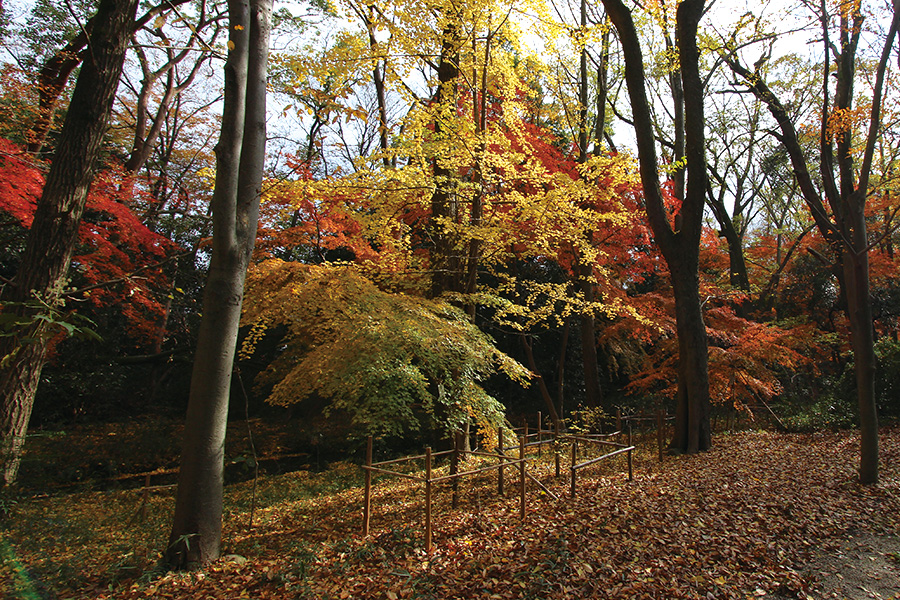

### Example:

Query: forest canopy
xmin=0 ymin=0 xmax=899 ymax=571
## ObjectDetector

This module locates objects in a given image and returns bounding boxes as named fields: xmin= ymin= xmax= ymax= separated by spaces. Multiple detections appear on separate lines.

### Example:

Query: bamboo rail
xmin=362 ymin=429 xmax=529 ymax=552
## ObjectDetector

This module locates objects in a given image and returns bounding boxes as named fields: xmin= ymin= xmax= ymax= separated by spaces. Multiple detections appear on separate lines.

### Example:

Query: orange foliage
xmin=621 ymin=226 xmax=818 ymax=408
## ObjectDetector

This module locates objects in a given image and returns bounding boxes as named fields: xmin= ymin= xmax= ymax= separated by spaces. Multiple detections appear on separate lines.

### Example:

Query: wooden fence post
xmin=498 ymin=427 xmax=505 ymax=497
xmin=363 ymin=435 xmax=373 ymax=535
xmin=536 ymin=412 xmax=542 ymax=457
xmin=425 ymin=446 xmax=432 ymax=553
xmin=519 ymin=435 xmax=526 ymax=519
xmin=570 ymin=438 xmax=578 ymax=499
xmin=627 ymin=447 xmax=633 ymax=482
xmin=140 ymin=473 xmax=151 ymax=522
xmin=657 ymin=409 xmax=664 ymax=462
xmin=555 ymin=421 xmax=561 ymax=478
xmin=451 ymin=431 xmax=460 ymax=509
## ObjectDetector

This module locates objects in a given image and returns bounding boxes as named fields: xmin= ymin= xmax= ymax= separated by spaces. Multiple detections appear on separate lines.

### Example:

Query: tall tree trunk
xmin=670 ymin=262 xmax=711 ymax=452
xmin=666 ymin=36 xmax=685 ymax=208
xmin=600 ymin=0 xmax=711 ymax=452
xmin=351 ymin=2 xmax=391 ymax=169
xmin=0 ymin=0 xmax=138 ymax=487
xmin=464 ymin=27 xmax=491 ymax=318
xmin=843 ymin=204 xmax=878 ymax=483
xmin=429 ymin=20 xmax=462 ymax=297
xmin=723 ymin=0 xmax=899 ymax=482
xmin=575 ymin=0 xmax=603 ymax=409
xmin=578 ymin=0 xmax=589 ymax=161
xmin=593 ymin=19 xmax=611 ymax=154
xmin=165 ymin=0 xmax=272 ymax=568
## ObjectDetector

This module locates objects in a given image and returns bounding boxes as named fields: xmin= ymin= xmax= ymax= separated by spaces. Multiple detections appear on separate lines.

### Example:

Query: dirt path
xmin=800 ymin=530 xmax=900 ymax=600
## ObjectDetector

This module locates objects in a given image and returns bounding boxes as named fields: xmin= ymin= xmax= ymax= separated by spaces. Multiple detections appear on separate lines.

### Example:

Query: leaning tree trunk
xmin=165 ymin=0 xmax=272 ymax=569
xmin=519 ymin=334 xmax=562 ymax=427
xmin=0 ymin=0 xmax=138 ymax=487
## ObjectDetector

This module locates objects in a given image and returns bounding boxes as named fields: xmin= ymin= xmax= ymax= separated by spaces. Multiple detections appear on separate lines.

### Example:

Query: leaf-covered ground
xmin=3 ymin=428 xmax=900 ymax=599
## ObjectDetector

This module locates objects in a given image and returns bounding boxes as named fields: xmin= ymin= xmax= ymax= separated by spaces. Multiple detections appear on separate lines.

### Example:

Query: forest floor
xmin=1 ymin=426 xmax=900 ymax=599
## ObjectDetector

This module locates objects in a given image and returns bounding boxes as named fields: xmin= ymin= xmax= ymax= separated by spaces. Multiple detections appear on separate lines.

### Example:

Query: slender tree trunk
xmin=0 ymin=0 xmax=138 ymax=487
xmin=577 ymin=263 xmax=603 ymax=408
xmin=556 ymin=317 xmax=570 ymax=419
xmin=464 ymin=27 xmax=491 ymax=317
xmin=355 ymin=3 xmax=391 ymax=168
xmin=519 ymin=335 xmax=561 ymax=427
xmin=593 ymin=20 xmax=611 ymax=154
xmin=844 ymin=194 xmax=878 ymax=483
xmin=165 ymin=0 xmax=271 ymax=568
xmin=125 ymin=47 xmax=208 ymax=175
xmin=716 ymin=212 xmax=750 ymax=315
xmin=578 ymin=0 xmax=588 ymax=161
xmin=707 ymin=183 xmax=751 ymax=293
xmin=429 ymin=20 xmax=462 ymax=297
xmin=575 ymin=0 xmax=603 ymax=409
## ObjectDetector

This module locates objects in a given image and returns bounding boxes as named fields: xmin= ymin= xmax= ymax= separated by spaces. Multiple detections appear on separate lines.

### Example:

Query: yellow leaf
xmin=235 ymin=24 xmax=245 ymax=30
xmin=227 ymin=40 xmax=236 ymax=51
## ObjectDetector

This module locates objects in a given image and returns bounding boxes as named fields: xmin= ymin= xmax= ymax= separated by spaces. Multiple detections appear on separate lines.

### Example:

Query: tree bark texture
xmin=670 ymin=263 xmax=711 ymax=452
xmin=843 ymin=208 xmax=878 ymax=483
xmin=166 ymin=0 xmax=271 ymax=568
xmin=0 ymin=0 xmax=138 ymax=486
